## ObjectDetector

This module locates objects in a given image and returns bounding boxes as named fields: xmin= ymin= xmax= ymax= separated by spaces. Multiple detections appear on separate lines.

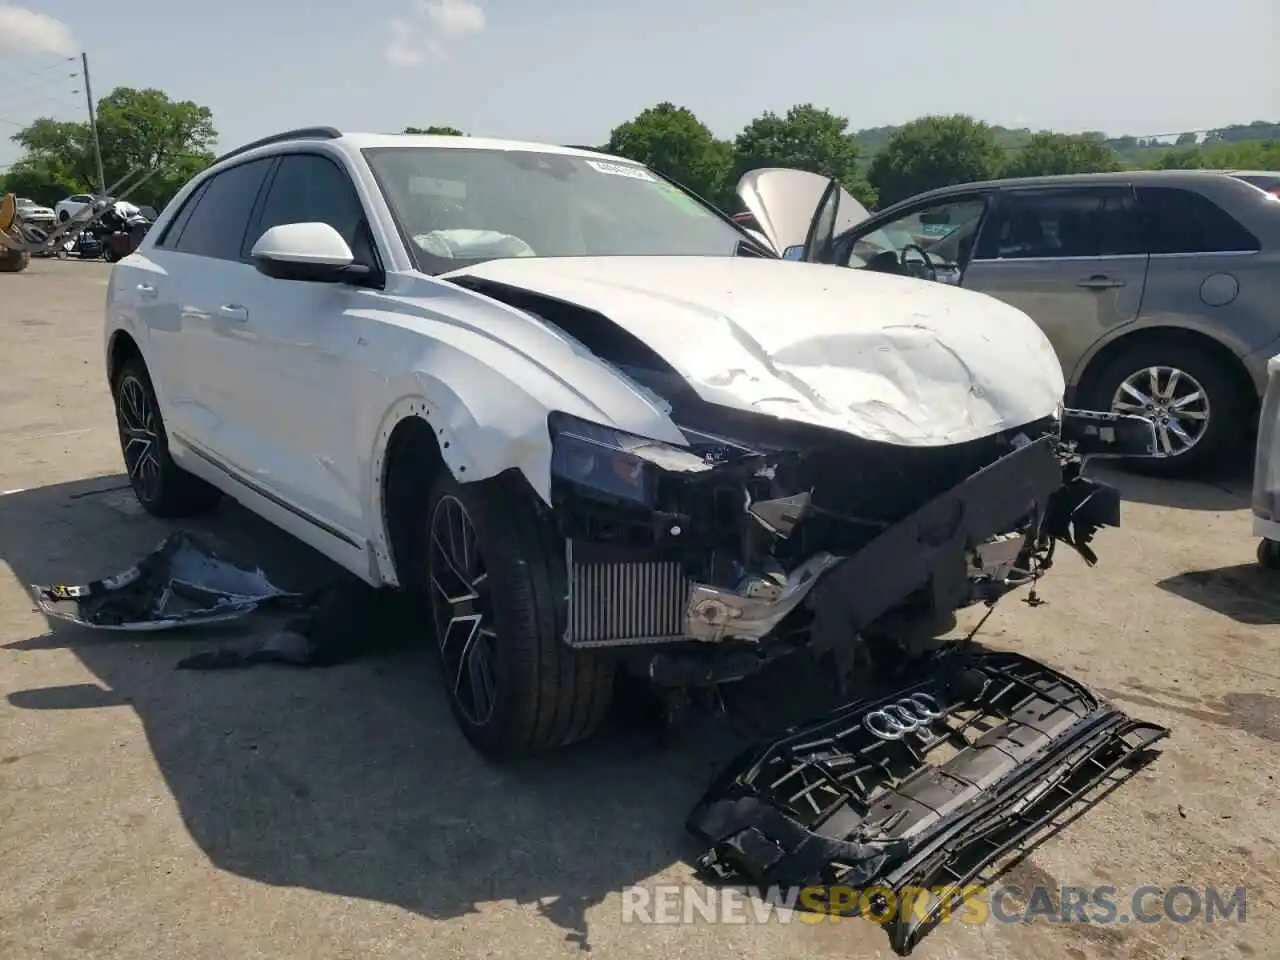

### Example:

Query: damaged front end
xmin=545 ymin=402 xmax=1158 ymax=684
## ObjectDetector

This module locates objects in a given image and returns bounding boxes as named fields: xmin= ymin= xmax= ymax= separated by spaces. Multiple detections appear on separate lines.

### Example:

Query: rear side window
xmin=1136 ymin=186 xmax=1261 ymax=254
xmin=171 ymin=158 xmax=274 ymax=260
xmin=248 ymin=153 xmax=367 ymax=254
xmin=974 ymin=187 xmax=1145 ymax=260
xmin=154 ymin=181 xmax=209 ymax=248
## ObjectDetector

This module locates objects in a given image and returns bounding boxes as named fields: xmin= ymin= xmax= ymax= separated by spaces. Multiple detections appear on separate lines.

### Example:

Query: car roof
xmin=211 ymin=126 xmax=623 ymax=168
xmin=864 ymin=168 xmax=1276 ymax=222
xmin=887 ymin=168 xmax=1257 ymax=206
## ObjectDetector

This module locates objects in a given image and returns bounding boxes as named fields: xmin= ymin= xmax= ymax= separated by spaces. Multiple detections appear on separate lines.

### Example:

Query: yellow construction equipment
xmin=0 ymin=193 xmax=31 ymax=273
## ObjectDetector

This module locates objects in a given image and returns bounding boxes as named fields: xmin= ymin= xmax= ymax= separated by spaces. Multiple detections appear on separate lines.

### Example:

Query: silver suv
xmin=740 ymin=169 xmax=1280 ymax=477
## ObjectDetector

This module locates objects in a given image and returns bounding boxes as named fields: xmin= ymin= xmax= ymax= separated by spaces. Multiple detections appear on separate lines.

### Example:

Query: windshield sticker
xmin=585 ymin=159 xmax=657 ymax=182
xmin=649 ymin=181 xmax=713 ymax=217
xmin=408 ymin=176 xmax=467 ymax=199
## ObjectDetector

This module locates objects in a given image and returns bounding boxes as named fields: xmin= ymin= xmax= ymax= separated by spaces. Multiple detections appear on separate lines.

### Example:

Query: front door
xmin=223 ymin=151 xmax=379 ymax=541
xmin=961 ymin=186 xmax=1150 ymax=373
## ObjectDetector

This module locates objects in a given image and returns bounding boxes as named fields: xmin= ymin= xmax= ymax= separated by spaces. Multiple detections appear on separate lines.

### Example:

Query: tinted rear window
xmin=1135 ymin=186 xmax=1261 ymax=255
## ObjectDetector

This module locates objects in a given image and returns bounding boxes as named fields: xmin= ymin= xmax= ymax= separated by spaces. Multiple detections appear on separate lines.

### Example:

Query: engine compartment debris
xmin=686 ymin=648 xmax=1169 ymax=955
xmin=30 ymin=532 xmax=296 ymax=630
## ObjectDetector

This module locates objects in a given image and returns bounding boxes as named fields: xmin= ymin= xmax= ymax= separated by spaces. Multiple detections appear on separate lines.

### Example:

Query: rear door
xmin=155 ymin=157 xmax=276 ymax=458
xmin=961 ymin=185 xmax=1149 ymax=373
xmin=120 ymin=178 xmax=211 ymax=445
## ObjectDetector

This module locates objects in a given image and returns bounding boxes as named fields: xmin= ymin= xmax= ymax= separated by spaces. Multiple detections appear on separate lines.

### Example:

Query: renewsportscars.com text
xmin=620 ymin=883 xmax=1247 ymax=927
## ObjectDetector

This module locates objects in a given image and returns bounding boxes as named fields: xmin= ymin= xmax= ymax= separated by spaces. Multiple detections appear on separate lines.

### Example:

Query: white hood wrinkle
xmin=444 ymin=256 xmax=1066 ymax=447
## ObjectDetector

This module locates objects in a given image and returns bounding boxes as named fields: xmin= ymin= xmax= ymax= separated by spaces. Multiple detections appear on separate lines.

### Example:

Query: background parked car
xmin=55 ymin=193 xmax=97 ymax=223
xmin=55 ymin=193 xmax=141 ymax=223
xmin=742 ymin=168 xmax=1280 ymax=476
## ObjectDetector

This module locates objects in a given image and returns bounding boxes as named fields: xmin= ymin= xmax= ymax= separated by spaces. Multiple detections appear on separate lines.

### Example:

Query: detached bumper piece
xmin=30 ymin=532 xmax=296 ymax=630
xmin=686 ymin=650 xmax=1169 ymax=955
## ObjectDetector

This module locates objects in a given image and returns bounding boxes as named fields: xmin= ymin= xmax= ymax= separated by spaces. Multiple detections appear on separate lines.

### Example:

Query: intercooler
xmin=563 ymin=549 xmax=691 ymax=648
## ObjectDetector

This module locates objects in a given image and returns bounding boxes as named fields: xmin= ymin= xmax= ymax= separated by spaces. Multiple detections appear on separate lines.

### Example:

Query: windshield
xmin=363 ymin=147 xmax=762 ymax=273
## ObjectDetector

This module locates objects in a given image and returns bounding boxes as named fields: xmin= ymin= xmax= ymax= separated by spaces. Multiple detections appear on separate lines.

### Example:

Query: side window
xmin=154 ymin=181 xmax=209 ymax=248
xmin=172 ymin=158 xmax=273 ymax=260
xmin=974 ymin=188 xmax=1145 ymax=260
xmin=846 ymin=198 xmax=987 ymax=269
xmin=248 ymin=153 xmax=367 ymax=255
xmin=1136 ymin=186 xmax=1261 ymax=254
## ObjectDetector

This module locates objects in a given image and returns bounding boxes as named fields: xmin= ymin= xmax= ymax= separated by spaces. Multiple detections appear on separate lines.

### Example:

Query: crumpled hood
xmin=443 ymin=256 xmax=1066 ymax=446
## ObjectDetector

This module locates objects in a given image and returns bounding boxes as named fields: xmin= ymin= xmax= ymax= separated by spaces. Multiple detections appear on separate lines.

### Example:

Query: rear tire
xmin=112 ymin=357 xmax=222 ymax=518
xmin=1085 ymin=340 xmax=1246 ymax=478
xmin=421 ymin=472 xmax=614 ymax=759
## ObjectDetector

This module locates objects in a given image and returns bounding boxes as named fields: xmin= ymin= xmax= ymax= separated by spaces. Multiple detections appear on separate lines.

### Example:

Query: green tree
xmin=1152 ymin=146 xmax=1206 ymax=169
xmin=1001 ymin=132 xmax=1121 ymax=178
xmin=1175 ymin=132 xmax=1198 ymax=146
xmin=605 ymin=102 xmax=735 ymax=208
xmin=96 ymin=88 xmax=217 ymax=207
xmin=733 ymin=104 xmax=875 ymax=206
xmin=1153 ymin=138 xmax=1280 ymax=170
xmin=7 ymin=87 xmax=217 ymax=210
xmin=867 ymin=115 xmax=1003 ymax=207
xmin=404 ymin=125 xmax=465 ymax=135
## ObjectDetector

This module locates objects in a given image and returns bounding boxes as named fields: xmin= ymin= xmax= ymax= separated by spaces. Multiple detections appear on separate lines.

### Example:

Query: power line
xmin=0 ymin=54 xmax=78 ymax=89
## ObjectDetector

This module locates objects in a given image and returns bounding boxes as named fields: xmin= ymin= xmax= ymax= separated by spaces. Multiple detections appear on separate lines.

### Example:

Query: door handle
xmin=136 ymin=282 xmax=157 ymax=299
xmin=218 ymin=303 xmax=249 ymax=321
xmin=1075 ymin=275 xmax=1126 ymax=290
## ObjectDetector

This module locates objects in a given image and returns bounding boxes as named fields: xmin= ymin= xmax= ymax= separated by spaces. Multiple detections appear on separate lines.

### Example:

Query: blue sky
xmin=0 ymin=0 xmax=1276 ymax=170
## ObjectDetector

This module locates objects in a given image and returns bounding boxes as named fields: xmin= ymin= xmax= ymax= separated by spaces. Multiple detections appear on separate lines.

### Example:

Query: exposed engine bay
xmin=452 ymin=277 xmax=1160 ymax=687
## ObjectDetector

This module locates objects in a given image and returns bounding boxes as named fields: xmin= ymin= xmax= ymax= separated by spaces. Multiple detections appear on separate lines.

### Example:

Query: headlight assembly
xmin=548 ymin=413 xmax=712 ymax=504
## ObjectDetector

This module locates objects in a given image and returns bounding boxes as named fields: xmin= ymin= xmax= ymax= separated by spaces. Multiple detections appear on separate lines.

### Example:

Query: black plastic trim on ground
xmin=686 ymin=649 xmax=1170 ymax=955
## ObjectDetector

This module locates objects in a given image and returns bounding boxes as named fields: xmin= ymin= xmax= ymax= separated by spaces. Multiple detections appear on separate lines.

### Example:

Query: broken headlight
xmin=548 ymin=413 xmax=711 ymax=505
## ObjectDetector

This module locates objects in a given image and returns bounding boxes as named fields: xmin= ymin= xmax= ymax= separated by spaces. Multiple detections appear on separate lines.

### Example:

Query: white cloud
xmin=0 ymin=4 xmax=77 ymax=56
xmin=385 ymin=0 xmax=486 ymax=65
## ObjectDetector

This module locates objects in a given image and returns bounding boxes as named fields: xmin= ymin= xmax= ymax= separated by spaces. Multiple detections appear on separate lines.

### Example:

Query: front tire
xmin=1086 ymin=340 xmax=1246 ymax=478
xmin=422 ymin=473 xmax=614 ymax=759
xmin=112 ymin=358 xmax=222 ymax=518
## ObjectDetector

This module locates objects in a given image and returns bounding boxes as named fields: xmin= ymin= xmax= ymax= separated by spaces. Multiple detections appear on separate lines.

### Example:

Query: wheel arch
xmin=106 ymin=328 xmax=144 ymax=387
xmin=1072 ymin=325 xmax=1258 ymax=415
xmin=372 ymin=400 xmax=449 ymax=589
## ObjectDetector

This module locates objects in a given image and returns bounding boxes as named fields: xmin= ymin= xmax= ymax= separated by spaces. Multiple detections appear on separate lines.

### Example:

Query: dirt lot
xmin=1 ymin=259 xmax=1277 ymax=960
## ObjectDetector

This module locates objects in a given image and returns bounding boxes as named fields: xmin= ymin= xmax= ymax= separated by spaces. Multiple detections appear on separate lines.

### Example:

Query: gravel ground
xmin=1 ymin=258 xmax=1276 ymax=960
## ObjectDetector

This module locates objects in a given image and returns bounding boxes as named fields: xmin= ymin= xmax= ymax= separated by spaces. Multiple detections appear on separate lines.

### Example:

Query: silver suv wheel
xmin=1111 ymin=365 xmax=1211 ymax=458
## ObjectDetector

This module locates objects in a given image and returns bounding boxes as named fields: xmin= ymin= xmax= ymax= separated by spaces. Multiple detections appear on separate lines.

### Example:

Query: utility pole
xmin=81 ymin=52 xmax=107 ymax=197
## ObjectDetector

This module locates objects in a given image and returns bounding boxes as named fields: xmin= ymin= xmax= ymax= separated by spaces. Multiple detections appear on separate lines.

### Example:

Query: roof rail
xmin=214 ymin=126 xmax=342 ymax=164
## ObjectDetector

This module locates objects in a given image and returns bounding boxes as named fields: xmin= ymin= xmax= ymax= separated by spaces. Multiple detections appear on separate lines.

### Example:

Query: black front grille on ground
xmin=687 ymin=649 xmax=1169 ymax=955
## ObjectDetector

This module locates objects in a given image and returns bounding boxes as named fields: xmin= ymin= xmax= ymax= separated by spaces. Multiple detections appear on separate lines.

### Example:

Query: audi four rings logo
xmin=863 ymin=693 xmax=945 ymax=740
